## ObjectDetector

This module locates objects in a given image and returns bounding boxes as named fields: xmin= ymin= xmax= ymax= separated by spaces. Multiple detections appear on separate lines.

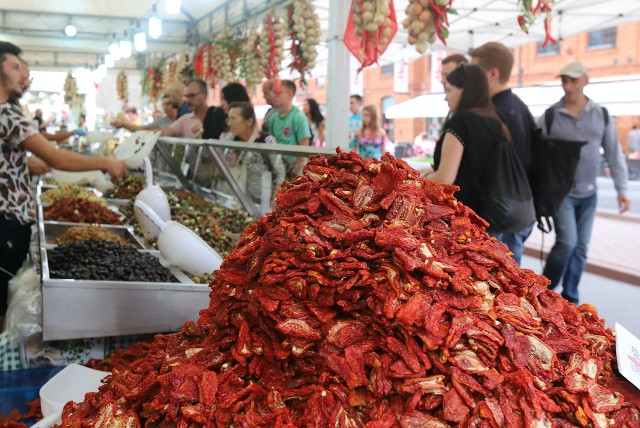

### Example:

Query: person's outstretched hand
xmin=104 ymin=156 xmax=128 ymax=179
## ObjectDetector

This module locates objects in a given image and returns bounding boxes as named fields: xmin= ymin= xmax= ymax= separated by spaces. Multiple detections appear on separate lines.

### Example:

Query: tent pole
xmin=325 ymin=0 xmax=350 ymax=151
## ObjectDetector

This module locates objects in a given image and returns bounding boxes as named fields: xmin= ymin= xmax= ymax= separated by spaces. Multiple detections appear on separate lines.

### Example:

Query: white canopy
xmin=385 ymin=75 xmax=640 ymax=119
xmin=1 ymin=0 xmax=640 ymax=72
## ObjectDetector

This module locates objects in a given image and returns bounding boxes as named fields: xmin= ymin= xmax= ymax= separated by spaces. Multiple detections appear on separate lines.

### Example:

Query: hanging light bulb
xmin=120 ymin=32 xmax=132 ymax=59
xmin=108 ymin=39 xmax=121 ymax=61
xmin=149 ymin=16 xmax=162 ymax=39
xmin=134 ymin=31 xmax=147 ymax=52
xmin=166 ymin=0 xmax=181 ymax=14
xmin=64 ymin=15 xmax=76 ymax=37
xmin=64 ymin=24 xmax=77 ymax=37
xmin=105 ymin=54 xmax=115 ymax=68
xmin=97 ymin=64 xmax=108 ymax=78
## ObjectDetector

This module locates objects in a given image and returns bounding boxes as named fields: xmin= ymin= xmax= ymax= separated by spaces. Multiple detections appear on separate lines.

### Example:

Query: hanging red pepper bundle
xmin=517 ymin=0 xmax=556 ymax=47
xmin=429 ymin=0 xmax=455 ymax=45
xmin=152 ymin=65 xmax=163 ymax=102
xmin=144 ymin=67 xmax=155 ymax=100
xmin=260 ymin=11 xmax=286 ymax=79
xmin=116 ymin=71 xmax=128 ymax=102
xmin=344 ymin=0 xmax=398 ymax=72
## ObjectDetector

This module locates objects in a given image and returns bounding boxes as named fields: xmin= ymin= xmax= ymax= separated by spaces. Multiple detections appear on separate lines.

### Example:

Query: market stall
xmin=3 ymin=0 xmax=640 ymax=425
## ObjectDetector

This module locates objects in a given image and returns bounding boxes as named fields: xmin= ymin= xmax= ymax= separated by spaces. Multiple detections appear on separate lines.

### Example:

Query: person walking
xmin=0 ymin=42 xmax=127 ymax=330
xmin=267 ymin=79 xmax=311 ymax=178
xmin=469 ymin=41 xmax=537 ymax=264
xmin=628 ymin=124 xmax=640 ymax=154
xmin=349 ymin=104 xmax=389 ymax=159
xmin=539 ymin=61 xmax=630 ymax=304
xmin=303 ymin=98 xmax=325 ymax=147
xmin=424 ymin=64 xmax=512 ymax=230
xmin=348 ymin=94 xmax=363 ymax=139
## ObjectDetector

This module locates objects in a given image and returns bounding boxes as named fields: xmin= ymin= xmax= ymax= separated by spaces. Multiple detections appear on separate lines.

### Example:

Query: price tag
xmin=615 ymin=323 xmax=640 ymax=391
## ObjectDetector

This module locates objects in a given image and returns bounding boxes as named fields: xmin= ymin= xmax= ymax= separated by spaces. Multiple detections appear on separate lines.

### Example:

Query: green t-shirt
xmin=268 ymin=106 xmax=311 ymax=146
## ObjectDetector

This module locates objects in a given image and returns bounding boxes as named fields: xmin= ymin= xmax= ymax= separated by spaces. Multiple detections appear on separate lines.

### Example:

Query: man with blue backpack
xmin=539 ymin=61 xmax=630 ymax=305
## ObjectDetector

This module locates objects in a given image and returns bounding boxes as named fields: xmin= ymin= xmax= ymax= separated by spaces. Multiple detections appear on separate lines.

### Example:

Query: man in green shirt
xmin=268 ymin=79 xmax=311 ymax=178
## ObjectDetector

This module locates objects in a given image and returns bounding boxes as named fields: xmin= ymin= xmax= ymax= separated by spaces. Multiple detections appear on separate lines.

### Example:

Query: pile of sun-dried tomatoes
xmin=59 ymin=150 xmax=639 ymax=426
xmin=43 ymin=197 xmax=123 ymax=225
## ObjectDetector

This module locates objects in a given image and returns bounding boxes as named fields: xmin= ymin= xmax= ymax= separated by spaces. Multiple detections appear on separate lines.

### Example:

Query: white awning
xmin=385 ymin=76 xmax=640 ymax=119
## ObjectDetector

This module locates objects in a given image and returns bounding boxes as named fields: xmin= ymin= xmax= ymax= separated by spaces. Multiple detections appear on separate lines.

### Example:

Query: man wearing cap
xmin=538 ymin=61 xmax=630 ymax=304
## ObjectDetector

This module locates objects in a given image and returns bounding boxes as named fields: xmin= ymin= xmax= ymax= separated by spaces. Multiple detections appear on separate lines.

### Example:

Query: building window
xmin=588 ymin=27 xmax=617 ymax=49
xmin=381 ymin=63 xmax=394 ymax=77
xmin=537 ymin=41 xmax=560 ymax=56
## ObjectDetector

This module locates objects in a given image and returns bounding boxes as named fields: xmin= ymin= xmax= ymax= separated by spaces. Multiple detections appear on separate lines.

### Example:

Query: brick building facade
xmin=249 ymin=20 xmax=640 ymax=151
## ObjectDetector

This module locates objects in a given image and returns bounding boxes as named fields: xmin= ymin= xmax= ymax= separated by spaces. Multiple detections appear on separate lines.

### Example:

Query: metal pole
xmin=325 ymin=0 xmax=350 ymax=151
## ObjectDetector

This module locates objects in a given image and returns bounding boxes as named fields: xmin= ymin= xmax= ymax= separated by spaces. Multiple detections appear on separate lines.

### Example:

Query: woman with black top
xmin=424 ymin=64 xmax=511 ymax=216
xmin=202 ymin=82 xmax=250 ymax=140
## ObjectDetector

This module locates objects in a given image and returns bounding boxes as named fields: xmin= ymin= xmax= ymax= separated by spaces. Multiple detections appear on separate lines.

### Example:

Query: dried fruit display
xmin=260 ymin=10 xmax=287 ymax=79
xmin=120 ymin=189 xmax=255 ymax=256
xmin=104 ymin=174 xmax=145 ymax=200
xmin=403 ymin=0 xmax=455 ymax=54
xmin=287 ymin=0 xmax=321 ymax=84
xmin=54 ymin=225 xmax=131 ymax=246
xmin=0 ymin=398 xmax=40 ymax=427
xmin=41 ymin=184 xmax=106 ymax=206
xmin=43 ymin=198 xmax=123 ymax=225
xmin=59 ymin=151 xmax=639 ymax=426
xmin=344 ymin=0 xmax=398 ymax=70
xmin=48 ymin=240 xmax=178 ymax=283
xmin=116 ymin=70 xmax=128 ymax=102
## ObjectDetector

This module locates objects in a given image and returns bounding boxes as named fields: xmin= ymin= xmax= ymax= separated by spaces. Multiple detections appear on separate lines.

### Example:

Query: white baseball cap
xmin=558 ymin=61 xmax=589 ymax=78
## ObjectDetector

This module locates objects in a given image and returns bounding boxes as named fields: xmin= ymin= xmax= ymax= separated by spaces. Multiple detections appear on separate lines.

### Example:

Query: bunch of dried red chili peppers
xmin=59 ymin=150 xmax=639 ymax=426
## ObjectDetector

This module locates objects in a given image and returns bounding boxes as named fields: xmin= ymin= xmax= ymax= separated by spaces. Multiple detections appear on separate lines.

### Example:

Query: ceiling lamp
xmin=97 ymin=64 xmax=108 ymax=78
xmin=120 ymin=32 xmax=132 ymax=59
xmin=149 ymin=6 xmax=162 ymax=39
xmin=105 ymin=54 xmax=115 ymax=68
xmin=148 ymin=16 xmax=162 ymax=39
xmin=166 ymin=0 xmax=181 ymax=15
xmin=134 ymin=31 xmax=147 ymax=52
xmin=108 ymin=39 xmax=121 ymax=61
xmin=64 ymin=24 xmax=77 ymax=37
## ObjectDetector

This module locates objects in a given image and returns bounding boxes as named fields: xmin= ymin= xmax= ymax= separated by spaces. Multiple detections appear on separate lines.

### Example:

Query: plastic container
xmin=0 ymin=367 xmax=63 ymax=421
xmin=85 ymin=131 xmax=114 ymax=144
xmin=134 ymin=199 xmax=223 ymax=276
xmin=134 ymin=157 xmax=170 ymax=240
xmin=50 ymin=169 xmax=102 ymax=185
xmin=31 ymin=363 xmax=109 ymax=428
xmin=113 ymin=130 xmax=160 ymax=169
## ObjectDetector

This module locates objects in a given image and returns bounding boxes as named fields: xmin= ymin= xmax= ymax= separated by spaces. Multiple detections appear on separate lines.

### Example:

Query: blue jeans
xmin=542 ymin=194 xmax=597 ymax=304
xmin=502 ymin=226 xmax=534 ymax=265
